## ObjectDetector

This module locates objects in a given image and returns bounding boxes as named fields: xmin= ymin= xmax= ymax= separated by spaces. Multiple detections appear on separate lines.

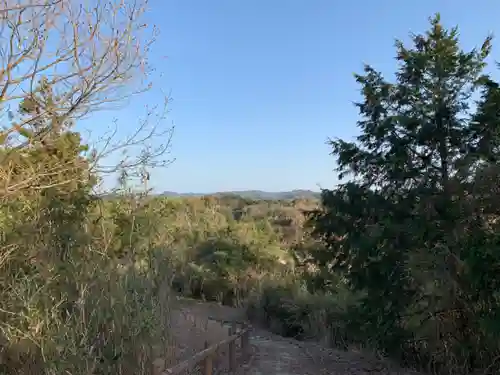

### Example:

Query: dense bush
xmin=304 ymin=15 xmax=500 ymax=375
xmin=246 ymin=281 xmax=360 ymax=347
xmin=115 ymin=195 xmax=308 ymax=306
xmin=0 ymin=96 xmax=173 ymax=374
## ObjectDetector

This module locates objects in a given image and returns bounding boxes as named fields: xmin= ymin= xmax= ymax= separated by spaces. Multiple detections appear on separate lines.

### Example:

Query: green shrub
xmin=246 ymin=281 xmax=360 ymax=348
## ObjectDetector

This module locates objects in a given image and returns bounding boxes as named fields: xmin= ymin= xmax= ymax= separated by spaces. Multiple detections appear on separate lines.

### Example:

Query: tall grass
xmin=1 ymin=249 xmax=173 ymax=375
xmin=246 ymin=281 xmax=358 ymax=344
xmin=0 ymin=193 xmax=175 ymax=375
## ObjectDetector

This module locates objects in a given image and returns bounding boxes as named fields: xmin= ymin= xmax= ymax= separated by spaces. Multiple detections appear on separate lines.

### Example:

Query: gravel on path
xmin=246 ymin=328 xmax=422 ymax=375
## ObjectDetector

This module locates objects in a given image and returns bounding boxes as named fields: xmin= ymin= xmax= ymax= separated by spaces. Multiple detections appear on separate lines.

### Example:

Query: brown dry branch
xmin=0 ymin=0 xmax=174 ymax=200
xmin=0 ymin=0 xmax=155 ymax=115
xmin=89 ymin=96 xmax=176 ymax=178
xmin=0 ymin=0 xmax=62 ymax=14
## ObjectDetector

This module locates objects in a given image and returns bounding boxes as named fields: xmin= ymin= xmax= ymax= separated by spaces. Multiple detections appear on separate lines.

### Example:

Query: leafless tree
xmin=0 ymin=0 xmax=174 ymax=199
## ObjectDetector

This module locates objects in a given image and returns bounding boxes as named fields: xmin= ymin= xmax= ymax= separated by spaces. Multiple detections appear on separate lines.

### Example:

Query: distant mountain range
xmin=158 ymin=189 xmax=321 ymax=200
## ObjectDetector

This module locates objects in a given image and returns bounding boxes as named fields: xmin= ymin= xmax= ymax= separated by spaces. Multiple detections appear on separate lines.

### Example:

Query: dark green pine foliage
xmin=2 ymin=79 xmax=98 ymax=319
xmin=308 ymin=14 xmax=500 ymax=370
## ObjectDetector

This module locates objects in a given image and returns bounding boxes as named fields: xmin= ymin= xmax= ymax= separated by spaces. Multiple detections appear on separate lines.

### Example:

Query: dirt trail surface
xmin=247 ymin=328 xmax=421 ymax=375
xmin=172 ymin=298 xmax=422 ymax=375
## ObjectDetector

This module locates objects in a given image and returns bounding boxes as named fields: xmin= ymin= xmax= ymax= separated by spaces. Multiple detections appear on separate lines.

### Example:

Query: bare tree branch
xmin=0 ymin=0 xmax=157 ymax=118
xmin=0 ymin=0 xmax=174 ymax=200
xmin=87 ymin=94 xmax=176 ymax=186
xmin=0 ymin=0 xmax=63 ymax=14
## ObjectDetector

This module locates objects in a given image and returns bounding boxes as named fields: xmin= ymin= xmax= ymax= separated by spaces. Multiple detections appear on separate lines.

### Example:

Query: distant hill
xmin=159 ymin=189 xmax=321 ymax=200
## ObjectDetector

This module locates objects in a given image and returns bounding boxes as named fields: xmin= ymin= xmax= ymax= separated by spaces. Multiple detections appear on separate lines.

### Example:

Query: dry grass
xmin=0 ymin=249 xmax=174 ymax=375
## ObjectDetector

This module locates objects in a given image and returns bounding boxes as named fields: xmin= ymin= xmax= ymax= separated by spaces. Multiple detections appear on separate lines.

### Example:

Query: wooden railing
xmin=163 ymin=321 xmax=252 ymax=375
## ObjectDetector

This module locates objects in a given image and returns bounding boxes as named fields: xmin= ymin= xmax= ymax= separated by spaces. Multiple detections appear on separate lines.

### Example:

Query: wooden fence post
xmin=202 ymin=341 xmax=213 ymax=375
xmin=228 ymin=323 xmax=237 ymax=372
xmin=241 ymin=327 xmax=250 ymax=361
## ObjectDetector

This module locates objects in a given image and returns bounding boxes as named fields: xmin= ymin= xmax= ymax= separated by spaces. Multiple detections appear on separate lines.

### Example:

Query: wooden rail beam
xmin=162 ymin=323 xmax=252 ymax=375
xmin=202 ymin=341 xmax=212 ymax=375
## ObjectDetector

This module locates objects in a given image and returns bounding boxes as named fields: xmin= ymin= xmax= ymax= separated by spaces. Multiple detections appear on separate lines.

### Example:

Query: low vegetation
xmin=2 ymin=5 xmax=500 ymax=375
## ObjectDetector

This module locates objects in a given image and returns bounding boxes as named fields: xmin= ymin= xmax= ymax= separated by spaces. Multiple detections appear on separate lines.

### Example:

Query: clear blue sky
xmin=87 ymin=0 xmax=500 ymax=193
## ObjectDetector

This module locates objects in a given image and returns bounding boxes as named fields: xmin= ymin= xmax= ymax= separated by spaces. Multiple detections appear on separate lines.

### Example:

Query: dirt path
xmin=246 ymin=328 xmax=421 ymax=375
xmin=248 ymin=330 xmax=317 ymax=375
xmin=173 ymin=298 xmax=422 ymax=375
